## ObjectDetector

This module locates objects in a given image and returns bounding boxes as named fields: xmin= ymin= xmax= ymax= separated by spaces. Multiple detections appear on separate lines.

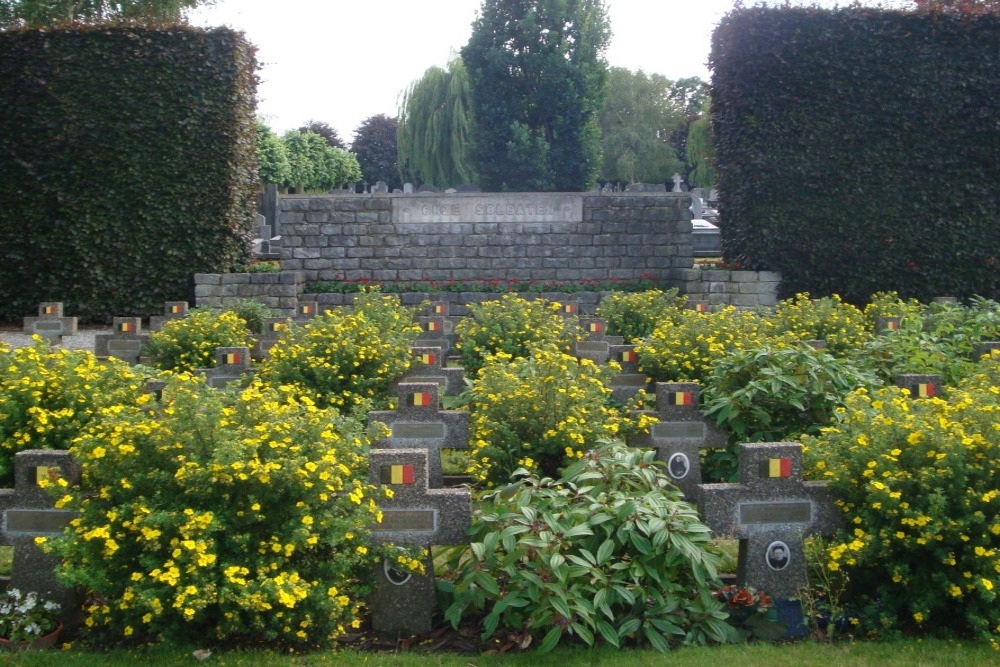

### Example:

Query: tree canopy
xmin=352 ymin=114 xmax=400 ymax=191
xmin=461 ymin=0 xmax=610 ymax=192
xmin=280 ymin=130 xmax=360 ymax=192
xmin=0 ymin=0 xmax=210 ymax=25
xmin=397 ymin=58 xmax=476 ymax=188
xmin=297 ymin=120 xmax=347 ymax=151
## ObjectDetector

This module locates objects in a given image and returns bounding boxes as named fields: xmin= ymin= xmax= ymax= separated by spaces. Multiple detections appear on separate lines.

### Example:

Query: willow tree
xmin=461 ymin=0 xmax=610 ymax=192
xmin=686 ymin=100 xmax=716 ymax=189
xmin=396 ymin=58 xmax=476 ymax=188
xmin=0 ymin=0 xmax=209 ymax=25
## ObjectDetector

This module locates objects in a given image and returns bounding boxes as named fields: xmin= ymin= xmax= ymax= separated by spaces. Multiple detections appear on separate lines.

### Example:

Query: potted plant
xmin=0 ymin=589 xmax=62 ymax=650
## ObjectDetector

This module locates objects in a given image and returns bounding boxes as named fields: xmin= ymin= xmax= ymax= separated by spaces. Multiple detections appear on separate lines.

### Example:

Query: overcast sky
xmin=188 ymin=0 xmax=910 ymax=143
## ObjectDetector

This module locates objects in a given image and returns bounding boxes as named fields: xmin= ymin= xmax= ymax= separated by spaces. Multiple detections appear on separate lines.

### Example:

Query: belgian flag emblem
xmin=668 ymin=391 xmax=694 ymax=406
xmin=916 ymin=383 xmax=935 ymax=398
xmin=120 ymin=322 xmax=135 ymax=333
xmin=300 ymin=305 xmax=314 ymax=315
xmin=419 ymin=353 xmax=437 ymax=365
xmin=425 ymin=321 xmax=440 ymax=332
xmin=43 ymin=306 xmax=56 ymax=315
xmin=170 ymin=304 xmax=185 ymax=314
xmin=380 ymin=464 xmax=415 ymax=485
xmin=433 ymin=304 xmax=446 ymax=314
xmin=564 ymin=304 xmax=577 ymax=314
xmin=410 ymin=392 xmax=433 ymax=407
xmin=886 ymin=319 xmax=900 ymax=330
xmin=589 ymin=322 xmax=603 ymax=333
xmin=621 ymin=350 xmax=637 ymax=363
xmin=761 ymin=458 xmax=793 ymax=478
xmin=693 ymin=303 xmax=708 ymax=312
xmin=224 ymin=352 xmax=242 ymax=365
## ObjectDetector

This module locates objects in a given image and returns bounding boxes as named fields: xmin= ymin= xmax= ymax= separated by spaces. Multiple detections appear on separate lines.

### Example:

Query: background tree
xmin=685 ymin=99 xmax=716 ymax=189
xmin=597 ymin=67 xmax=685 ymax=186
xmin=665 ymin=76 xmax=710 ymax=170
xmin=911 ymin=0 xmax=1000 ymax=12
xmin=297 ymin=120 xmax=347 ymax=151
xmin=281 ymin=131 xmax=360 ymax=193
xmin=351 ymin=114 xmax=400 ymax=191
xmin=255 ymin=120 xmax=291 ymax=186
xmin=461 ymin=0 xmax=611 ymax=192
xmin=0 ymin=0 xmax=209 ymax=25
xmin=396 ymin=58 xmax=476 ymax=188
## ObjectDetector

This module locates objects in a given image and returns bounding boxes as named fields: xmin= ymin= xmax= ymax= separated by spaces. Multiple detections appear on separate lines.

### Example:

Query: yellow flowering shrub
xmin=144 ymin=309 xmax=253 ymax=373
xmin=636 ymin=306 xmax=766 ymax=383
xmin=256 ymin=291 xmax=420 ymax=413
xmin=466 ymin=345 xmax=649 ymax=487
xmin=0 ymin=340 xmax=146 ymax=486
xmin=764 ymin=293 xmax=871 ymax=356
xmin=802 ymin=358 xmax=1000 ymax=645
xmin=42 ymin=375 xmax=418 ymax=647
xmin=454 ymin=294 xmax=582 ymax=376
xmin=594 ymin=289 xmax=686 ymax=343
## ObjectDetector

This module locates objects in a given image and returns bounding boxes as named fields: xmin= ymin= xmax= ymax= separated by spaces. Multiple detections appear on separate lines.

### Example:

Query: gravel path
xmin=0 ymin=327 xmax=110 ymax=352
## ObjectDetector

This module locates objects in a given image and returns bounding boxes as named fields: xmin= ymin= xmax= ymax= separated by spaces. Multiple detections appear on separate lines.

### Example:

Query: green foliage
xmin=0 ymin=25 xmax=257 ymax=321
xmin=465 ymin=345 xmax=646 ymax=487
xmin=461 ymin=0 xmax=610 ymax=192
xmin=256 ymin=291 xmax=420 ymax=413
xmin=222 ymin=298 xmax=277 ymax=335
xmin=440 ymin=442 xmax=736 ymax=653
xmin=42 ymin=375 xmax=414 ymax=648
xmin=297 ymin=120 xmax=346 ymax=150
xmin=635 ymin=307 xmax=766 ymax=383
xmin=597 ymin=68 xmax=686 ymax=186
xmin=281 ymin=130 xmax=361 ymax=192
xmin=454 ymin=294 xmax=583 ymax=376
xmin=594 ymin=289 xmax=686 ymax=343
xmin=255 ymin=120 xmax=292 ymax=186
xmin=351 ymin=114 xmax=400 ymax=191
xmin=143 ymin=309 xmax=253 ymax=373
xmin=764 ymin=293 xmax=872 ymax=356
xmin=0 ymin=0 xmax=208 ymax=25
xmin=0 ymin=341 xmax=146 ymax=486
xmin=397 ymin=59 xmax=476 ymax=188
xmin=711 ymin=7 xmax=1000 ymax=303
xmin=686 ymin=102 xmax=716 ymax=189
xmin=703 ymin=343 xmax=880 ymax=445
xmin=801 ymin=366 xmax=1000 ymax=645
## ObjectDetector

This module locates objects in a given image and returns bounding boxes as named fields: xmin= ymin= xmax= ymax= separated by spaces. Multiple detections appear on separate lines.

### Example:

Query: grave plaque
xmin=399 ymin=345 xmax=465 ymax=396
xmin=607 ymin=344 xmax=651 ymax=403
xmin=149 ymin=301 xmax=189 ymax=331
xmin=94 ymin=317 xmax=149 ymax=365
xmin=874 ymin=316 xmax=901 ymax=334
xmin=367 ymin=448 xmax=471 ymax=636
xmin=200 ymin=347 xmax=254 ymax=389
xmin=893 ymin=374 xmax=941 ymax=399
xmin=23 ymin=302 xmax=78 ymax=345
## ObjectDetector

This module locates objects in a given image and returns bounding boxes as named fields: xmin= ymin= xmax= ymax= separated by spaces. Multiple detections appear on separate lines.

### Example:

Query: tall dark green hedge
xmin=712 ymin=8 xmax=999 ymax=303
xmin=0 ymin=25 xmax=257 ymax=321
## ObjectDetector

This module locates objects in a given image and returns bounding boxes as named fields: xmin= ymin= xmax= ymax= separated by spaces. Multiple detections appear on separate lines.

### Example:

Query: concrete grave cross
xmin=23 ymin=302 xmax=78 ymax=345
xmin=94 ymin=317 xmax=149 ymax=365
xmin=399 ymin=345 xmax=466 ymax=396
xmin=893 ymin=374 xmax=942 ymax=399
xmin=975 ymin=342 xmax=1000 ymax=361
xmin=414 ymin=314 xmax=452 ymax=356
xmin=606 ymin=343 xmax=651 ymax=404
xmin=201 ymin=347 xmax=254 ymax=389
xmin=149 ymin=301 xmax=189 ymax=331
xmin=254 ymin=317 xmax=292 ymax=359
xmin=573 ymin=316 xmax=621 ymax=364
xmin=368 ymin=382 xmax=470 ymax=489
xmin=295 ymin=301 xmax=320 ymax=321
xmin=627 ymin=382 xmax=727 ymax=499
xmin=0 ymin=450 xmax=81 ymax=611
xmin=367 ymin=447 xmax=471 ymax=636
xmin=874 ymin=316 xmax=901 ymax=335
xmin=698 ymin=442 xmax=841 ymax=600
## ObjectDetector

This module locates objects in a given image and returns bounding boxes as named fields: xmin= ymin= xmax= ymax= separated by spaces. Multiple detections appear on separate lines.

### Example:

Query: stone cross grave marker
xmin=295 ymin=301 xmax=320 ymax=321
xmin=573 ymin=316 xmax=623 ymax=364
xmin=894 ymin=373 xmax=941 ymax=399
xmin=368 ymin=382 xmax=469 ymax=490
xmin=627 ymin=382 xmax=728 ymax=499
xmin=254 ymin=317 xmax=292 ymax=359
xmin=698 ymin=442 xmax=841 ymax=603
xmin=94 ymin=317 xmax=149 ymax=365
xmin=0 ymin=450 xmax=81 ymax=611
xmin=672 ymin=173 xmax=684 ymax=192
xmin=149 ymin=301 xmax=189 ymax=331
xmin=607 ymin=343 xmax=650 ymax=404
xmin=23 ymin=302 xmax=78 ymax=345
xmin=367 ymin=448 xmax=471 ymax=636
xmin=399 ymin=346 xmax=466 ymax=397
xmin=414 ymin=312 xmax=452 ymax=357
xmin=420 ymin=301 xmax=460 ymax=352
xmin=975 ymin=341 xmax=1000 ymax=361
xmin=200 ymin=347 xmax=254 ymax=389
xmin=688 ymin=300 xmax=709 ymax=312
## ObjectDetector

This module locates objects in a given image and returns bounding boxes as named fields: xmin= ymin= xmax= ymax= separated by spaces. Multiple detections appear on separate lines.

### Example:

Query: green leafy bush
xmin=256 ymin=291 xmax=419 ymax=413
xmin=466 ymin=346 xmax=649 ymax=487
xmin=635 ymin=307 xmax=766 ymax=383
xmin=143 ymin=309 xmax=253 ymax=373
xmin=222 ymin=298 xmax=277 ymax=335
xmin=595 ymin=289 xmax=686 ymax=343
xmin=801 ymin=363 xmax=1000 ymax=646
xmin=0 ymin=341 xmax=146 ymax=486
xmin=454 ymin=294 xmax=582 ymax=376
xmin=440 ymin=443 xmax=736 ymax=653
xmin=42 ymin=375 xmax=420 ymax=648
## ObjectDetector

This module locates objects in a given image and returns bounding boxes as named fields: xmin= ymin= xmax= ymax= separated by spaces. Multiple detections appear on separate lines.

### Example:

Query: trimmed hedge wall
xmin=712 ymin=7 xmax=1000 ymax=304
xmin=0 ymin=25 xmax=257 ymax=321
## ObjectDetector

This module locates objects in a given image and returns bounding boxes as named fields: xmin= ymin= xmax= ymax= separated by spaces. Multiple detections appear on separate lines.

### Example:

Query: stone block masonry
xmin=278 ymin=193 xmax=695 ymax=284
